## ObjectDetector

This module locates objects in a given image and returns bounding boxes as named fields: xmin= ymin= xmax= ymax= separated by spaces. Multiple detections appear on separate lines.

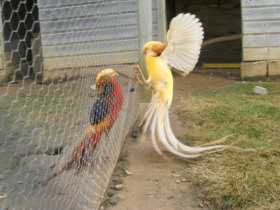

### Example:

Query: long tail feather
xmin=141 ymin=93 xmax=247 ymax=158
xmin=150 ymin=107 xmax=164 ymax=156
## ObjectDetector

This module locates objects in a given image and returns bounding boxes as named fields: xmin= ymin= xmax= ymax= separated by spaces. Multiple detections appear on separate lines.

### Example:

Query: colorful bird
xmin=134 ymin=13 xmax=243 ymax=158
xmin=40 ymin=69 xmax=123 ymax=185
xmin=74 ymin=69 xmax=124 ymax=163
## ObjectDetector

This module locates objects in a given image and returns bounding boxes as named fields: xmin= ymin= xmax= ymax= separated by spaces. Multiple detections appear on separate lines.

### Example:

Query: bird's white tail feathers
xmin=140 ymin=93 xmax=246 ymax=159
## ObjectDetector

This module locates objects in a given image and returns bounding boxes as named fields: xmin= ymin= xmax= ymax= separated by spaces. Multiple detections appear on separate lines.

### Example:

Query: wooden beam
xmin=202 ymin=34 xmax=242 ymax=48
xmin=241 ymin=0 xmax=280 ymax=8
xmin=243 ymin=47 xmax=280 ymax=61
xmin=138 ymin=0 xmax=153 ymax=103
xmin=243 ymin=34 xmax=280 ymax=48
xmin=242 ymin=6 xmax=280 ymax=21
xmin=203 ymin=63 xmax=240 ymax=69
xmin=243 ymin=20 xmax=280 ymax=34
xmin=43 ymin=52 xmax=139 ymax=69
xmin=157 ymin=0 xmax=167 ymax=43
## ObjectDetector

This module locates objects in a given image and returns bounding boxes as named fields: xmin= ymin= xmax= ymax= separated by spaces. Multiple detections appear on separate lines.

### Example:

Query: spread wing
xmin=161 ymin=13 xmax=204 ymax=76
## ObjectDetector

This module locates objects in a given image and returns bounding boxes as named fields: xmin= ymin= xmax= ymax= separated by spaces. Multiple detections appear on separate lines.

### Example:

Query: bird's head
xmin=142 ymin=41 xmax=164 ymax=55
xmin=91 ymin=69 xmax=118 ymax=93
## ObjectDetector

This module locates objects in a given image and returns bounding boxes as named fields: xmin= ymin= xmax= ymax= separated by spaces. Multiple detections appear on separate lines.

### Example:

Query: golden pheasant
xmin=134 ymin=13 xmax=243 ymax=158
xmin=39 ymin=69 xmax=123 ymax=185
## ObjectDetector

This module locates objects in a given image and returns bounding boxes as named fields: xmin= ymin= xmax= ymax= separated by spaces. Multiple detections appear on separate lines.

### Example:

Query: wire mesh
xmin=0 ymin=0 xmax=140 ymax=209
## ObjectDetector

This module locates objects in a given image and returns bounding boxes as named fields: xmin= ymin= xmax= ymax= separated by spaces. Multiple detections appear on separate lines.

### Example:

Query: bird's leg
xmin=145 ymin=85 xmax=153 ymax=92
xmin=133 ymin=74 xmax=144 ymax=86
xmin=133 ymin=61 xmax=150 ymax=86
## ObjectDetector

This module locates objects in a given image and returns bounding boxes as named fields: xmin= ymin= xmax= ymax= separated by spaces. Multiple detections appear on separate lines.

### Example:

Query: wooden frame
xmin=138 ymin=0 xmax=167 ymax=103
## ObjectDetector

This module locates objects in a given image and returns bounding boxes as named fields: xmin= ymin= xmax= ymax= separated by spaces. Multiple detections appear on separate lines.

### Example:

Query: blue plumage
xmin=89 ymin=101 xmax=108 ymax=125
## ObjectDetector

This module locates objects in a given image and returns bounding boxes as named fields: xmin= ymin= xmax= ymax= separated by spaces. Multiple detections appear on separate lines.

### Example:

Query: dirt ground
xmin=103 ymin=68 xmax=241 ymax=210
xmin=0 ymin=67 xmax=242 ymax=210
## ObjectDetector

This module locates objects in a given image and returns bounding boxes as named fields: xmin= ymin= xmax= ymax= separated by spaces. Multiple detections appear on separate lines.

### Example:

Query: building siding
xmin=37 ymin=0 xmax=141 ymax=70
xmin=242 ymin=0 xmax=280 ymax=61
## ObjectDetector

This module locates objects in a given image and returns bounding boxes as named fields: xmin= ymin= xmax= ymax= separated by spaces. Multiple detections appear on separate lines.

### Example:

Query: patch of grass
xmin=182 ymin=82 xmax=280 ymax=209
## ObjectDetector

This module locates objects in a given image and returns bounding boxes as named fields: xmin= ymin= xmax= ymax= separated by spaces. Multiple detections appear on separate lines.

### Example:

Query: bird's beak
xmin=90 ymin=84 xmax=97 ymax=90
xmin=142 ymin=50 xmax=147 ymax=55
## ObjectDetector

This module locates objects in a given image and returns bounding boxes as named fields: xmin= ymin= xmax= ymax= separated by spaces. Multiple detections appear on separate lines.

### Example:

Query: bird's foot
xmin=133 ymin=61 xmax=142 ymax=74
xmin=133 ymin=74 xmax=144 ymax=86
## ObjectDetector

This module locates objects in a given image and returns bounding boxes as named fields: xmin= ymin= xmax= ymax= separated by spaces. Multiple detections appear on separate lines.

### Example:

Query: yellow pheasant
xmin=134 ymin=13 xmax=243 ymax=158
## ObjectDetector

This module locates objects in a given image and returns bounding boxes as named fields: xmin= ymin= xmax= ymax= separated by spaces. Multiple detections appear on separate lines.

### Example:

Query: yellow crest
xmin=96 ymin=69 xmax=117 ymax=83
xmin=142 ymin=41 xmax=163 ymax=54
xmin=91 ymin=69 xmax=118 ymax=90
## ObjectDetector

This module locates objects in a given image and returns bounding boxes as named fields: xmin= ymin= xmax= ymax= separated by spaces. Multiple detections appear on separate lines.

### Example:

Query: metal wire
xmin=0 ymin=0 xmax=140 ymax=209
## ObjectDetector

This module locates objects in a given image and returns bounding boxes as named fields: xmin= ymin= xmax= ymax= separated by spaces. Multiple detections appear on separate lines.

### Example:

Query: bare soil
xmin=103 ymin=68 xmax=241 ymax=210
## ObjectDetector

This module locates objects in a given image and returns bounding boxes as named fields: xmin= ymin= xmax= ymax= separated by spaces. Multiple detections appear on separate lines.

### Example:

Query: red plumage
xmin=74 ymin=78 xmax=123 ymax=162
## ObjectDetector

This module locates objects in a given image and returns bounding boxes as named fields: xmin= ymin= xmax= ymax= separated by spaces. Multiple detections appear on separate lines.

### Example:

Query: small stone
xmin=149 ymin=195 xmax=153 ymax=198
xmin=59 ymin=191 xmax=66 ymax=195
xmin=104 ymin=198 xmax=115 ymax=205
xmin=147 ymin=192 xmax=153 ymax=195
xmin=0 ymin=192 xmax=6 ymax=198
xmin=172 ymin=174 xmax=181 ymax=178
xmin=199 ymin=203 xmax=204 ymax=208
xmin=125 ymin=170 xmax=133 ymax=175
xmin=115 ymin=184 xmax=123 ymax=190
xmin=107 ymin=192 xmax=114 ymax=197
xmin=176 ymin=180 xmax=181 ymax=184
xmin=8 ymin=136 xmax=14 ymax=140
xmin=182 ymin=178 xmax=187 ymax=182
xmin=112 ymin=179 xmax=123 ymax=184
xmin=100 ymin=206 xmax=104 ymax=210
xmin=167 ymin=195 xmax=174 ymax=199
xmin=17 ymin=181 xmax=23 ymax=184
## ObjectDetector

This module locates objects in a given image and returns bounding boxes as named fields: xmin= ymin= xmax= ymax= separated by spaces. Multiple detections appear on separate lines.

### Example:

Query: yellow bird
xmin=134 ymin=13 xmax=242 ymax=158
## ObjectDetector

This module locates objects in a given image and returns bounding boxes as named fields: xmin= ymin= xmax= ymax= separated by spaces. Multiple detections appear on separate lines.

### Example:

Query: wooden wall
xmin=166 ymin=0 xmax=242 ymax=64
xmin=37 ymin=0 xmax=143 ymax=70
xmin=152 ymin=0 xmax=158 ymax=41
xmin=241 ymin=0 xmax=280 ymax=61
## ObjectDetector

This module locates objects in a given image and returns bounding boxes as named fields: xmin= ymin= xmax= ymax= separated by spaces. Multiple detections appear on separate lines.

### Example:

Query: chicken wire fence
xmin=0 ymin=0 xmax=141 ymax=209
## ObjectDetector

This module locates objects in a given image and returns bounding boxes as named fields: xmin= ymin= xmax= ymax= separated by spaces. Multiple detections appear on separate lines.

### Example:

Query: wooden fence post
xmin=0 ymin=11 xmax=4 ymax=83
xmin=138 ymin=0 xmax=153 ymax=103
xmin=157 ymin=0 xmax=167 ymax=43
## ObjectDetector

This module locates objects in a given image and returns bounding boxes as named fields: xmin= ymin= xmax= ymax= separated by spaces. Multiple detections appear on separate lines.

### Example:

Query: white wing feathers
xmin=161 ymin=13 xmax=204 ymax=76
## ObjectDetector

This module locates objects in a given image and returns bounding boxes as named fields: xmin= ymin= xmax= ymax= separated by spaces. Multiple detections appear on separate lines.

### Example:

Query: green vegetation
xmin=182 ymin=82 xmax=280 ymax=209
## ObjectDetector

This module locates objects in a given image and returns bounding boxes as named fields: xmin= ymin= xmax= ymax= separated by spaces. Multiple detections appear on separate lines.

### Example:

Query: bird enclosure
xmin=0 ymin=0 xmax=168 ymax=209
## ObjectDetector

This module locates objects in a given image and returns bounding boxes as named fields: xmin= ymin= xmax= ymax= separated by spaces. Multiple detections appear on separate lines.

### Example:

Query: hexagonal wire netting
xmin=0 ymin=0 xmax=141 ymax=209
